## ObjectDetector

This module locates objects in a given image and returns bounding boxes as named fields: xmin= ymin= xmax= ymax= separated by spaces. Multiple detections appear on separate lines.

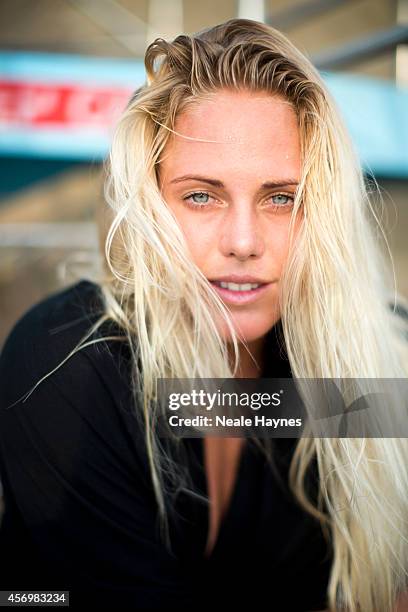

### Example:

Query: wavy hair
xmin=18 ymin=18 xmax=408 ymax=612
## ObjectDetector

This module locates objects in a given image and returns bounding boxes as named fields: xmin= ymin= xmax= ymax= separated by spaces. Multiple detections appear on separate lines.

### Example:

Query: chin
xmin=215 ymin=311 xmax=280 ymax=345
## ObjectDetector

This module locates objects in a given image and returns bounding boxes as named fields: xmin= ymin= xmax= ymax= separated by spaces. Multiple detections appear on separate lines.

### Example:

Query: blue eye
xmin=271 ymin=194 xmax=293 ymax=206
xmin=183 ymin=192 xmax=211 ymax=207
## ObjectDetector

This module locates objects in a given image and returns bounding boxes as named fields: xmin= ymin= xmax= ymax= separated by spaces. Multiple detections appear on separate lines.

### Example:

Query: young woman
xmin=1 ymin=17 xmax=408 ymax=612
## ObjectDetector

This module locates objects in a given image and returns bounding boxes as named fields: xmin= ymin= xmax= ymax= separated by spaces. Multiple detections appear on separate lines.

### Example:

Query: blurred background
xmin=0 ymin=0 xmax=407 ymax=519
xmin=0 ymin=0 xmax=407 ymax=348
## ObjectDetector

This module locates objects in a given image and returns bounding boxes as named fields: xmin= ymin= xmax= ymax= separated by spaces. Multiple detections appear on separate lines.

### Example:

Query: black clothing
xmin=0 ymin=279 xmax=332 ymax=610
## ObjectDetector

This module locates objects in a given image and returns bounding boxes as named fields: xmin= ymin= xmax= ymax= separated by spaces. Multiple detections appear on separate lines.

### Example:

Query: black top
xmin=0 ymin=279 xmax=332 ymax=611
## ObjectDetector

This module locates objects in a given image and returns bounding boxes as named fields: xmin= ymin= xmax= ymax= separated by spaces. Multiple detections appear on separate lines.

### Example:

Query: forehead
xmin=159 ymin=89 xmax=301 ymax=180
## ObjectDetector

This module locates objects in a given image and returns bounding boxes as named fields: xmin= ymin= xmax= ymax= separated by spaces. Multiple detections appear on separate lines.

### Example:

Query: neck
xmin=228 ymin=335 xmax=266 ymax=378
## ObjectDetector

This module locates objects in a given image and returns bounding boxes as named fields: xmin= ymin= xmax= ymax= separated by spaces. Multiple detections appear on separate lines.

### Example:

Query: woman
xmin=1 ymin=17 xmax=408 ymax=612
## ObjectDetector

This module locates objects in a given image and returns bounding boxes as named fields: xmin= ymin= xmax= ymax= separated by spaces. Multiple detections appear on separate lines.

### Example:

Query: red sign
xmin=0 ymin=80 xmax=133 ymax=128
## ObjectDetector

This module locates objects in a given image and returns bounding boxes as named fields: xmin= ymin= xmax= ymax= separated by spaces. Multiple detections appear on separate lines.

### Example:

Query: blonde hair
xmin=18 ymin=18 xmax=408 ymax=612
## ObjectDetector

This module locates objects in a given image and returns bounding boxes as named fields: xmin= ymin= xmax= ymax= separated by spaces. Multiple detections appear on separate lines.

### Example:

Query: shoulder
xmin=0 ymin=279 xmax=138 ymax=458
xmin=0 ymin=279 xmax=130 ymax=407
xmin=0 ymin=279 xmax=105 ymax=379
xmin=0 ymin=280 xmax=151 ymax=509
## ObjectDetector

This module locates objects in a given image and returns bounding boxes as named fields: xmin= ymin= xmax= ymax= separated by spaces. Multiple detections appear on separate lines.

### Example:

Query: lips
xmin=208 ymin=278 xmax=272 ymax=305
xmin=208 ymin=275 xmax=270 ymax=285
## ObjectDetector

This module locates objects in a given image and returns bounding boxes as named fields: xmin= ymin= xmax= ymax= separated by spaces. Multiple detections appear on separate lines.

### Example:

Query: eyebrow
xmin=169 ymin=174 xmax=299 ymax=189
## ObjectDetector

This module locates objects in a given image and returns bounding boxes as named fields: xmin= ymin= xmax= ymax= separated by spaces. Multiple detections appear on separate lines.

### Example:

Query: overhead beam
xmin=312 ymin=25 xmax=408 ymax=70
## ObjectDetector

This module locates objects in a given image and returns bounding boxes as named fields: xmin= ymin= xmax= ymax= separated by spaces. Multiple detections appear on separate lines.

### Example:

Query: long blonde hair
xmin=21 ymin=18 xmax=408 ymax=612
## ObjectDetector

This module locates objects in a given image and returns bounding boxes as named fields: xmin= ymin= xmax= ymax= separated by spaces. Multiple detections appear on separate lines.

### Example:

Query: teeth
xmin=219 ymin=282 xmax=260 ymax=291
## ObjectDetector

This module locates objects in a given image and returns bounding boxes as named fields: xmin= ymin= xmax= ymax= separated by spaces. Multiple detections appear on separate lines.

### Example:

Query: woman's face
xmin=158 ymin=88 xmax=302 ymax=345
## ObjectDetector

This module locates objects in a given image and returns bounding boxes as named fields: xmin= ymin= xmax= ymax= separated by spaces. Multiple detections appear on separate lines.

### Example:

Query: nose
xmin=219 ymin=202 xmax=265 ymax=261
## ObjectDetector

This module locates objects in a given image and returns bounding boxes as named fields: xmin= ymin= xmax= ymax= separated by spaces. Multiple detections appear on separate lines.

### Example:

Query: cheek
xmin=175 ymin=212 xmax=216 ymax=262
xmin=162 ymin=194 xmax=214 ymax=266
xmin=266 ymin=227 xmax=293 ymax=271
